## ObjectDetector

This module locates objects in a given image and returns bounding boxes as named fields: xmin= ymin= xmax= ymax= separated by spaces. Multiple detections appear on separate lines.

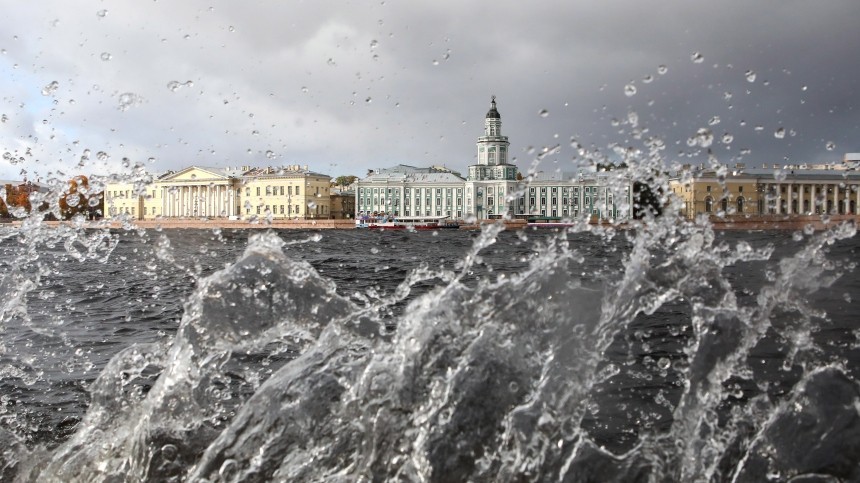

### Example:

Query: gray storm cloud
xmin=0 ymin=0 xmax=857 ymax=181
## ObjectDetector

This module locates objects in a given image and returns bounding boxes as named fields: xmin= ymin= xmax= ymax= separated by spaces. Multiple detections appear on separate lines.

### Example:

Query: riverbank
xmin=5 ymin=214 xmax=858 ymax=231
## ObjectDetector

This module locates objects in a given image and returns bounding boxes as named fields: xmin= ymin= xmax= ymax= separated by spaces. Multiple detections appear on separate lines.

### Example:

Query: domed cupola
xmin=486 ymin=95 xmax=501 ymax=119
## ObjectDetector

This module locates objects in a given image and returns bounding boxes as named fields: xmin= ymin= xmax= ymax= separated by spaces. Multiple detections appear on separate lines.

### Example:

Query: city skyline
xmin=1 ymin=1 xmax=858 ymax=182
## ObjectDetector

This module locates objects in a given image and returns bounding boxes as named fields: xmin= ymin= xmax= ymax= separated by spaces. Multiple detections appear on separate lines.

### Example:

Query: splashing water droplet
xmin=745 ymin=70 xmax=757 ymax=82
xmin=117 ymin=92 xmax=142 ymax=111
xmin=826 ymin=141 xmax=836 ymax=151
xmin=774 ymin=127 xmax=785 ymax=139
xmin=690 ymin=128 xmax=714 ymax=148
xmin=691 ymin=52 xmax=704 ymax=63
xmin=624 ymin=84 xmax=637 ymax=97
xmin=538 ymin=109 xmax=549 ymax=118
xmin=41 ymin=81 xmax=59 ymax=96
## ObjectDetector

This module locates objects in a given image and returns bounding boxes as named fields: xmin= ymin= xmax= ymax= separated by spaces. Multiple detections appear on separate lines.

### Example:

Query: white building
xmin=356 ymin=97 xmax=632 ymax=221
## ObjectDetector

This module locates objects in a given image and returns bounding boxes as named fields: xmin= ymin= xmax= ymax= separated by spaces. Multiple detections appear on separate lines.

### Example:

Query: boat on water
xmin=355 ymin=215 xmax=460 ymax=231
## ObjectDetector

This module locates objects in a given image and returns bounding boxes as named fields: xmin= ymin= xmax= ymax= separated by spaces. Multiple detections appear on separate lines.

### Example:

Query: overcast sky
xmin=1 ymin=0 xmax=858 ymax=183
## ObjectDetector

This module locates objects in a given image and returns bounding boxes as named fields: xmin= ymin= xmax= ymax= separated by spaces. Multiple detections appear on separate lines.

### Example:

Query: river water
xmin=0 ymin=218 xmax=859 ymax=481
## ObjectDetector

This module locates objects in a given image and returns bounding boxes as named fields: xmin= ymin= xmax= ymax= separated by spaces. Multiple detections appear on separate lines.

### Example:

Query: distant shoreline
xmin=3 ymin=214 xmax=857 ymax=232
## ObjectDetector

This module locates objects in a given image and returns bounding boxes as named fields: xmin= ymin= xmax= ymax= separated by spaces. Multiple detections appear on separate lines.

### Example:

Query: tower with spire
xmin=465 ymin=96 xmax=520 ymax=218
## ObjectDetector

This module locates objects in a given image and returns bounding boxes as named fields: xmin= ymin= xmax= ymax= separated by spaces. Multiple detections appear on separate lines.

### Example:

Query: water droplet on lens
xmin=370 ymin=39 xmax=378 ymax=49
xmin=722 ymin=133 xmax=734 ymax=144
xmin=265 ymin=150 xmax=275 ymax=159
xmin=690 ymin=128 xmax=714 ymax=147
xmin=774 ymin=169 xmax=787 ymax=181
xmin=624 ymin=84 xmax=637 ymax=97
xmin=745 ymin=70 xmax=756 ymax=82
xmin=774 ymin=127 xmax=785 ymax=139
xmin=657 ymin=64 xmax=668 ymax=75
xmin=365 ymin=97 xmax=372 ymax=103
xmin=41 ymin=81 xmax=59 ymax=96
xmin=657 ymin=358 xmax=671 ymax=370
xmin=100 ymin=52 xmax=112 ymax=61
xmin=642 ymin=75 xmax=653 ymax=84
xmin=167 ymin=81 xmax=181 ymax=92
xmin=538 ymin=109 xmax=549 ymax=118
xmin=708 ymin=116 xmax=720 ymax=126
xmin=826 ymin=141 xmax=836 ymax=151
xmin=117 ymin=92 xmax=141 ymax=111
xmin=96 ymin=9 xmax=108 ymax=17
xmin=691 ymin=52 xmax=704 ymax=63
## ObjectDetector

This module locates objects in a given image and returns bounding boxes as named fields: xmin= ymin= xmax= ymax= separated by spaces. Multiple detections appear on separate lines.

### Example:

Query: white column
xmin=229 ymin=187 xmax=234 ymax=217
xmin=856 ymin=185 xmax=860 ymax=215
xmin=216 ymin=185 xmax=222 ymax=217
xmin=832 ymin=184 xmax=838 ymax=214
xmin=801 ymin=184 xmax=806 ymax=214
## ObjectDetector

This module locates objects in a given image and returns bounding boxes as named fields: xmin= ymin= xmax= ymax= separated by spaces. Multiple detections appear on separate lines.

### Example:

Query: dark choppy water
xmin=1 ymin=221 xmax=859 ymax=481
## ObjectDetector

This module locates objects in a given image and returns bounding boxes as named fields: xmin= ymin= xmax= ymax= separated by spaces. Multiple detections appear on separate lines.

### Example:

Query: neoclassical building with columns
xmin=669 ymin=163 xmax=860 ymax=218
xmin=104 ymin=165 xmax=332 ymax=220
xmin=355 ymin=97 xmax=633 ymax=221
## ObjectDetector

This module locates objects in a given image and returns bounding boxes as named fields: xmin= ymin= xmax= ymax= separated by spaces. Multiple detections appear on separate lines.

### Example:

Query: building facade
xmin=669 ymin=164 xmax=860 ymax=218
xmin=104 ymin=165 xmax=331 ymax=220
xmin=355 ymin=97 xmax=632 ymax=221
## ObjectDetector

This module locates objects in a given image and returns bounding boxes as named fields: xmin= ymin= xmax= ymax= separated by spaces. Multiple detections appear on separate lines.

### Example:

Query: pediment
xmin=159 ymin=166 xmax=231 ymax=182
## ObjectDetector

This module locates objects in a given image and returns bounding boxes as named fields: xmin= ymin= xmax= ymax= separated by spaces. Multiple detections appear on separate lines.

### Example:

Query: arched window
xmin=737 ymin=196 xmax=745 ymax=213
xmin=704 ymin=196 xmax=713 ymax=213
xmin=721 ymin=198 xmax=728 ymax=213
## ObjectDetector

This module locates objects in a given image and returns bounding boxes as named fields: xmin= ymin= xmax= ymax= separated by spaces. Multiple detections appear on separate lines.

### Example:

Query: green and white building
xmin=355 ymin=97 xmax=632 ymax=221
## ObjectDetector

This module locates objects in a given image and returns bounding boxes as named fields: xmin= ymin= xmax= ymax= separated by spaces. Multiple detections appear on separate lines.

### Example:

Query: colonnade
xmin=162 ymin=184 xmax=236 ymax=218
xmin=763 ymin=182 xmax=860 ymax=215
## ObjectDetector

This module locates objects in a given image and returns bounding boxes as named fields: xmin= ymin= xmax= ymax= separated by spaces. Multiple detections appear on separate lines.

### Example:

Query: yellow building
xmin=669 ymin=164 xmax=860 ymax=219
xmin=240 ymin=166 xmax=332 ymax=219
xmin=103 ymin=165 xmax=332 ymax=220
